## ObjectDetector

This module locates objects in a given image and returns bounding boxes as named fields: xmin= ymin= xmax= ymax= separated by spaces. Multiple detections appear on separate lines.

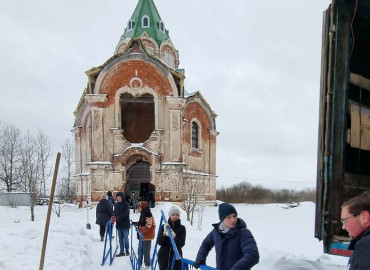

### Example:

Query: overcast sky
xmin=0 ymin=0 xmax=330 ymax=190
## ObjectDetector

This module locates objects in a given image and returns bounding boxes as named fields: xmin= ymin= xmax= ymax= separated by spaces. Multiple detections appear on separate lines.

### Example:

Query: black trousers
xmin=99 ymin=224 xmax=106 ymax=238
xmin=139 ymin=240 xmax=152 ymax=266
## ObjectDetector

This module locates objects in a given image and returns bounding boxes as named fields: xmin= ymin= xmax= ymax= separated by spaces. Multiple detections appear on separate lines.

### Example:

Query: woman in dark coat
xmin=96 ymin=195 xmax=113 ymax=241
xmin=194 ymin=203 xmax=259 ymax=270
xmin=157 ymin=205 xmax=186 ymax=270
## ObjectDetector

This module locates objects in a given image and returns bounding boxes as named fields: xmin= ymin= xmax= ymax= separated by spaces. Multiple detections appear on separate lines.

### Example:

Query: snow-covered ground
xmin=0 ymin=202 xmax=349 ymax=269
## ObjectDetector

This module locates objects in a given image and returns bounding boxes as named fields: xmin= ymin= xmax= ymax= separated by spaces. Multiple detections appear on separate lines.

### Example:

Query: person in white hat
xmin=157 ymin=205 xmax=186 ymax=270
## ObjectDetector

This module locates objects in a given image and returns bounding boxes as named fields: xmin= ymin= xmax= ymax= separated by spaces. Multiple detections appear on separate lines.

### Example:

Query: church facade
xmin=73 ymin=0 xmax=218 ymax=205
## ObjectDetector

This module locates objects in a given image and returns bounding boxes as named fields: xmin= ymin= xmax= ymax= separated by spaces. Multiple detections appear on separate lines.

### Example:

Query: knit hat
xmin=218 ymin=203 xmax=237 ymax=221
xmin=107 ymin=191 xmax=113 ymax=197
xmin=168 ymin=205 xmax=181 ymax=217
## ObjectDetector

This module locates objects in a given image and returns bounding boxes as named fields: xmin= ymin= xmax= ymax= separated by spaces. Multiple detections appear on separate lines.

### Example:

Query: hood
xmin=116 ymin=192 xmax=125 ymax=201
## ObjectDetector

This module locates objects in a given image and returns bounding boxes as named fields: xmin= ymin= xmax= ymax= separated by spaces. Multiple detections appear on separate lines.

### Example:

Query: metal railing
xmin=101 ymin=209 xmax=219 ymax=270
xmin=130 ymin=221 xmax=144 ymax=270
xmin=101 ymin=217 xmax=119 ymax=265
xmin=151 ymin=210 xmax=218 ymax=270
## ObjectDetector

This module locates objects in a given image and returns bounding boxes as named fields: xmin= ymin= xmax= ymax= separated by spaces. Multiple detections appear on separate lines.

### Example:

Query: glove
xmin=170 ymin=229 xmax=176 ymax=239
xmin=111 ymin=216 xmax=117 ymax=223
xmin=163 ymin=223 xmax=169 ymax=236
xmin=193 ymin=260 xmax=204 ymax=269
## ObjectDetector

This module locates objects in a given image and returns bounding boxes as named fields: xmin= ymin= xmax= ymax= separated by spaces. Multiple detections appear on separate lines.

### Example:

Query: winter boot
xmin=116 ymin=252 xmax=125 ymax=257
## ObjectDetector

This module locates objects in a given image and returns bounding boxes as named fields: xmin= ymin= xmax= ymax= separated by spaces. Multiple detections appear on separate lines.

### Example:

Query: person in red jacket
xmin=135 ymin=201 xmax=156 ymax=268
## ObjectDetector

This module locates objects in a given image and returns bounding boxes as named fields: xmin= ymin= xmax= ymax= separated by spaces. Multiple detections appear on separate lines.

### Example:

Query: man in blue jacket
xmin=114 ymin=192 xmax=130 ymax=257
xmin=341 ymin=191 xmax=370 ymax=269
xmin=194 ymin=203 xmax=259 ymax=270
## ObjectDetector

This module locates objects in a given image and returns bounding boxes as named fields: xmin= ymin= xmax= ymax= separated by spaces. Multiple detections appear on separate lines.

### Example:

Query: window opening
xmin=127 ymin=20 xmax=134 ymax=31
xmin=191 ymin=122 xmax=199 ymax=149
xmin=142 ymin=16 xmax=149 ymax=28
xmin=159 ymin=21 xmax=165 ymax=33
xmin=120 ymin=93 xmax=155 ymax=143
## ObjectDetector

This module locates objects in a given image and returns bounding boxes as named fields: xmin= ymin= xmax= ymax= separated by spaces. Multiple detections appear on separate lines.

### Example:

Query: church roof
xmin=123 ymin=0 xmax=171 ymax=47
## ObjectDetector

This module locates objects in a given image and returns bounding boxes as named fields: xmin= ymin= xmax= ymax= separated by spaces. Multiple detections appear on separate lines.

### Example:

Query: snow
xmin=0 ymin=202 xmax=349 ymax=269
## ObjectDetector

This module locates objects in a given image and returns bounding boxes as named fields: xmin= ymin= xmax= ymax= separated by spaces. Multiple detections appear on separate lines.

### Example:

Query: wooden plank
xmin=350 ymin=73 xmax=370 ymax=91
xmin=350 ymin=103 xmax=370 ymax=150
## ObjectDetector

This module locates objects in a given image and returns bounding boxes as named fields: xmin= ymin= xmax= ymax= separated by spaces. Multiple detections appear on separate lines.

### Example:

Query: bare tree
xmin=21 ymin=131 xmax=40 ymax=221
xmin=0 ymin=122 xmax=23 ymax=192
xmin=180 ymin=173 xmax=209 ymax=225
xmin=52 ymin=201 xmax=66 ymax=217
xmin=58 ymin=138 xmax=76 ymax=203
xmin=35 ymin=130 xmax=51 ymax=197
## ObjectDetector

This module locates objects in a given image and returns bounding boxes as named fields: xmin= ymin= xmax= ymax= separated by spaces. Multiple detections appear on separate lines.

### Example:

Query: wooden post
xmin=39 ymin=153 xmax=61 ymax=270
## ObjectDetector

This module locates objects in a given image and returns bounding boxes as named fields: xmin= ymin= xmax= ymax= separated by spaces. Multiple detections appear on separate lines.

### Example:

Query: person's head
xmin=116 ymin=192 xmax=125 ymax=203
xmin=101 ymin=195 xmax=107 ymax=200
xmin=138 ymin=201 xmax=149 ymax=212
xmin=341 ymin=191 xmax=370 ymax=238
xmin=219 ymin=203 xmax=238 ymax=229
xmin=107 ymin=191 xmax=113 ymax=197
xmin=132 ymin=192 xmax=135 ymax=195
xmin=168 ymin=205 xmax=181 ymax=222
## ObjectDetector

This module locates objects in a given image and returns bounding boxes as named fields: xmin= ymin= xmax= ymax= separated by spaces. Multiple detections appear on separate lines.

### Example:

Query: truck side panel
xmin=315 ymin=0 xmax=370 ymax=255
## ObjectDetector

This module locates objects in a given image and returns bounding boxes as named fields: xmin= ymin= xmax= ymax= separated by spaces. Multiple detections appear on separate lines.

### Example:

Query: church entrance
xmin=126 ymin=161 xmax=155 ymax=207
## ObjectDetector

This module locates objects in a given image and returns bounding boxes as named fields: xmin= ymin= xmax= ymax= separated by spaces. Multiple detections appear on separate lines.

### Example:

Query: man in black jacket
xmin=114 ymin=192 xmax=130 ymax=256
xmin=341 ymin=191 xmax=370 ymax=270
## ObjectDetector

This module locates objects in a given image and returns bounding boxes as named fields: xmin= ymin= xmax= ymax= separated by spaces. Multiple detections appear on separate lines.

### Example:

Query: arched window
xmin=120 ymin=93 xmax=154 ymax=143
xmin=163 ymin=51 xmax=175 ymax=67
xmin=191 ymin=122 xmax=199 ymax=149
xmin=142 ymin=15 xmax=150 ymax=28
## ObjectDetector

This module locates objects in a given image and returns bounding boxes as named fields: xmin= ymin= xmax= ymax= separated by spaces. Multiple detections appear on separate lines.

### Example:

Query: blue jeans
xmin=117 ymin=228 xmax=129 ymax=253
xmin=133 ymin=200 xmax=138 ymax=213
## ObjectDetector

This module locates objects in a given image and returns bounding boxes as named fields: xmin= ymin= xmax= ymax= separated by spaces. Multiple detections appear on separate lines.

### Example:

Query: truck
xmin=315 ymin=0 xmax=370 ymax=256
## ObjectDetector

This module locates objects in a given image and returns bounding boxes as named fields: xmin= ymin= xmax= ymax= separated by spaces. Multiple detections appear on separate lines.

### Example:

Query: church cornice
xmin=114 ymin=144 xmax=159 ymax=159
xmin=186 ymin=91 xmax=218 ymax=119
xmin=84 ymin=94 xmax=107 ymax=104
xmin=87 ymin=38 xmax=184 ymax=86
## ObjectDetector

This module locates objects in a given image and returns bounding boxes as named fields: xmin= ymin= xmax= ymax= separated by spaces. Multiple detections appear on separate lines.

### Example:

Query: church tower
xmin=73 ymin=0 xmax=218 ymax=205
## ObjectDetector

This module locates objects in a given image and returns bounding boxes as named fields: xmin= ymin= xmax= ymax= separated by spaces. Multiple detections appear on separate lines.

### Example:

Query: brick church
xmin=73 ymin=0 xmax=218 ymax=205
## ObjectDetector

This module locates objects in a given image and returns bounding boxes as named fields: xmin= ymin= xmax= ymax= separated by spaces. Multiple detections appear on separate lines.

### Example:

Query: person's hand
xmin=193 ymin=260 xmax=204 ymax=269
xmin=170 ymin=229 xmax=176 ymax=239
xmin=163 ymin=223 xmax=169 ymax=236
xmin=111 ymin=216 xmax=116 ymax=223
